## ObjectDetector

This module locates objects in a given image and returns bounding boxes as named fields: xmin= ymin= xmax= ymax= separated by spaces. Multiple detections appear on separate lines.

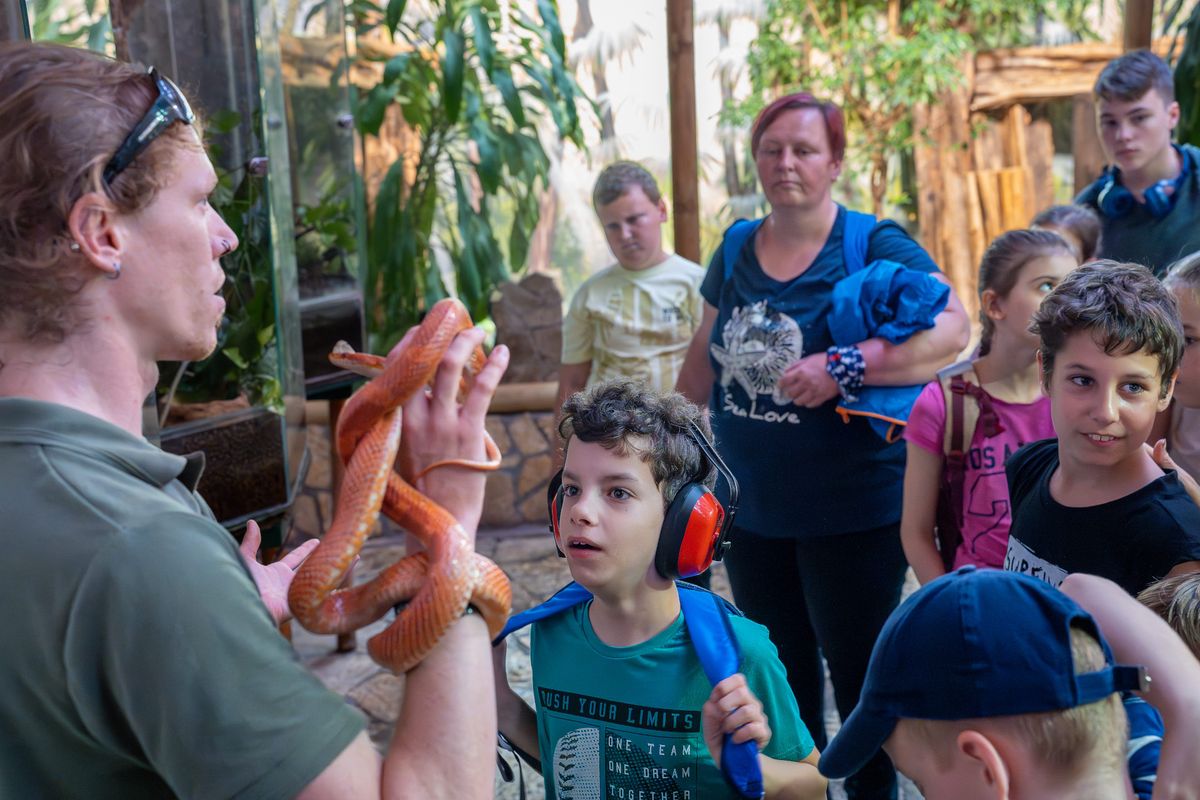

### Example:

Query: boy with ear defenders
xmin=1075 ymin=49 xmax=1200 ymax=276
xmin=492 ymin=380 xmax=826 ymax=799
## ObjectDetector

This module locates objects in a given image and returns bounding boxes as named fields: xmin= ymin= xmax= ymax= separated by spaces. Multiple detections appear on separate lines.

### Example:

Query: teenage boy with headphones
xmin=1076 ymin=49 xmax=1200 ymax=277
xmin=492 ymin=379 xmax=826 ymax=799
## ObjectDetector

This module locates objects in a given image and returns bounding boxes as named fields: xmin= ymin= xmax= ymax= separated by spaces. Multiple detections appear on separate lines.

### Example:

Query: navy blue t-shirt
xmin=702 ymin=206 xmax=940 ymax=538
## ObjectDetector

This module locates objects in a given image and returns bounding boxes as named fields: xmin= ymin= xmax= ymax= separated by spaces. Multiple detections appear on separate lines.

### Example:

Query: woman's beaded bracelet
xmin=825 ymin=344 xmax=866 ymax=403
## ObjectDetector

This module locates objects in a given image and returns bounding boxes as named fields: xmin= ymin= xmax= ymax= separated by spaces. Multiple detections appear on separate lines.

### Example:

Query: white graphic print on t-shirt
xmin=1004 ymin=535 xmax=1069 ymax=587
xmin=710 ymin=300 xmax=803 ymax=409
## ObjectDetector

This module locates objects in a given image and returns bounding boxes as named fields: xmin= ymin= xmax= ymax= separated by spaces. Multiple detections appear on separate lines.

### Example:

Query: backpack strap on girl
xmin=934 ymin=361 xmax=1005 ymax=568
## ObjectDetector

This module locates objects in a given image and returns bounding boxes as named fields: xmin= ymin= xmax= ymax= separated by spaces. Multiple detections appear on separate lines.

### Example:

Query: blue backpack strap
xmin=496 ymin=581 xmax=763 ymax=798
xmin=841 ymin=208 xmax=876 ymax=275
xmin=493 ymin=582 xmax=593 ymax=645
xmin=721 ymin=218 xmax=764 ymax=282
xmin=677 ymin=583 xmax=764 ymax=799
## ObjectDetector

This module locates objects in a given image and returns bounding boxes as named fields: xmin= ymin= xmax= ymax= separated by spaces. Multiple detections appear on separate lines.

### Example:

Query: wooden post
xmin=977 ymin=169 xmax=1004 ymax=241
xmin=1073 ymin=94 xmax=1108 ymax=195
xmin=913 ymin=55 xmax=976 ymax=322
xmin=965 ymin=172 xmax=987 ymax=273
xmin=1124 ymin=0 xmax=1154 ymax=52
xmin=666 ymin=0 xmax=700 ymax=264
xmin=107 ymin=0 xmax=134 ymax=62
xmin=1027 ymin=118 xmax=1056 ymax=216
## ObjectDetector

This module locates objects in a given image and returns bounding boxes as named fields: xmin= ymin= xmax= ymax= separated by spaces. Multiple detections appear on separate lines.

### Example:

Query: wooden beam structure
xmin=972 ymin=39 xmax=1178 ymax=112
xmin=1072 ymin=94 xmax=1108 ymax=195
xmin=666 ymin=0 xmax=700 ymax=264
xmin=1124 ymin=0 xmax=1155 ymax=52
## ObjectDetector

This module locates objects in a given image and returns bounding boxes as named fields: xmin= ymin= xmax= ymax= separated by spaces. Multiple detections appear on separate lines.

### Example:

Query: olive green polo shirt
xmin=0 ymin=398 xmax=363 ymax=798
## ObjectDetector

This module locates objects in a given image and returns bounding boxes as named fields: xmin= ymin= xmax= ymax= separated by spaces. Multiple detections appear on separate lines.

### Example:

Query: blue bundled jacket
xmin=828 ymin=256 xmax=948 ymax=441
xmin=722 ymin=212 xmax=948 ymax=442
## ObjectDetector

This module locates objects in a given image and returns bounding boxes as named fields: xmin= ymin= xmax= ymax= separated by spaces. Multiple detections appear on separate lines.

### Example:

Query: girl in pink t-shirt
xmin=901 ymin=229 xmax=1078 ymax=583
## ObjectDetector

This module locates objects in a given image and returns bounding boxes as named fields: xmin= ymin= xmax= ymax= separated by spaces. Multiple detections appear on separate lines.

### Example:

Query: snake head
xmin=329 ymin=340 xmax=386 ymax=378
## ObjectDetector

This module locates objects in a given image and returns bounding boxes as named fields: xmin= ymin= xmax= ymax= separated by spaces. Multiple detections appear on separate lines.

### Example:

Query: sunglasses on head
xmin=102 ymin=67 xmax=195 ymax=185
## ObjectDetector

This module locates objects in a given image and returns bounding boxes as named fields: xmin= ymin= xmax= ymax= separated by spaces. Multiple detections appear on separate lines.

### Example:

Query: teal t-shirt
xmin=530 ymin=601 xmax=813 ymax=799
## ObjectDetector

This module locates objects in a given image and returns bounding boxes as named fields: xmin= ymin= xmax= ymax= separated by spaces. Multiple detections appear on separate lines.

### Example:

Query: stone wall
xmin=480 ymin=410 xmax=558 ymax=530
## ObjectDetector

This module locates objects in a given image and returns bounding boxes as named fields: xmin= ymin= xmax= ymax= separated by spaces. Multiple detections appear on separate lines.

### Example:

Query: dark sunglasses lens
xmin=159 ymin=75 xmax=194 ymax=123
xmin=104 ymin=69 xmax=195 ymax=184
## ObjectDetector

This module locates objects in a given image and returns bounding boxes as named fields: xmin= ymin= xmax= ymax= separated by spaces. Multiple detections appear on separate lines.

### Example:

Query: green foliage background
xmin=1175 ymin=3 xmax=1200 ymax=146
xmin=355 ymin=0 xmax=588 ymax=352
xmin=731 ymin=0 xmax=1094 ymax=215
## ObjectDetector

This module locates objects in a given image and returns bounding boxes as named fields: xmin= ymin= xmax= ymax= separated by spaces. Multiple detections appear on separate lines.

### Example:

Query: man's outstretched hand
xmin=239 ymin=520 xmax=319 ymax=625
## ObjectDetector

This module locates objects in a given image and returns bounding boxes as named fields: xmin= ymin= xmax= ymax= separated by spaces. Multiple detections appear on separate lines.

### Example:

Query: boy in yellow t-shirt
xmin=558 ymin=161 xmax=704 ymax=410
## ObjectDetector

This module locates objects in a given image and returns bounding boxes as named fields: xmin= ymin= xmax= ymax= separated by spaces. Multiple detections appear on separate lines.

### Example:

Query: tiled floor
xmin=291 ymin=528 xmax=920 ymax=800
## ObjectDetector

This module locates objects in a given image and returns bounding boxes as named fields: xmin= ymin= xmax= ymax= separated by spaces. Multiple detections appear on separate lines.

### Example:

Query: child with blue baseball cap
xmin=819 ymin=566 xmax=1147 ymax=799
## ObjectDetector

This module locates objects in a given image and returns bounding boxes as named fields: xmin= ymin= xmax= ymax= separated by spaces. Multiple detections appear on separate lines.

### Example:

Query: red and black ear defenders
xmin=547 ymin=421 xmax=740 ymax=580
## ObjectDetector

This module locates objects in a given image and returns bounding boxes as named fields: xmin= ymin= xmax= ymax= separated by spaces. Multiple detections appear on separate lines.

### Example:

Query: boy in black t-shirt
xmin=1005 ymin=261 xmax=1200 ymax=594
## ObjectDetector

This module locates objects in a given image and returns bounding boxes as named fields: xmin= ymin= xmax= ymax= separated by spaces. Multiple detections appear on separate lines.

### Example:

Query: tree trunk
xmin=1124 ymin=0 xmax=1154 ymax=51
xmin=666 ymin=0 xmax=700 ymax=263
xmin=524 ymin=184 xmax=560 ymax=274
xmin=108 ymin=0 xmax=143 ymax=62
xmin=870 ymin=154 xmax=887 ymax=219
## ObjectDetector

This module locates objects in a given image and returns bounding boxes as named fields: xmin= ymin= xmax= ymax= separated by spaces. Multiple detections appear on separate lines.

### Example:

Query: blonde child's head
xmin=820 ymin=568 xmax=1141 ymax=799
xmin=1137 ymin=572 xmax=1200 ymax=659
xmin=887 ymin=626 xmax=1126 ymax=798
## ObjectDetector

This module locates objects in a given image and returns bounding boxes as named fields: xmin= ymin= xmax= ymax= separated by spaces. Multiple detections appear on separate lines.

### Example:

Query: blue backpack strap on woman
xmin=495 ymin=582 xmax=765 ymax=799
xmin=719 ymin=207 xmax=876 ymax=282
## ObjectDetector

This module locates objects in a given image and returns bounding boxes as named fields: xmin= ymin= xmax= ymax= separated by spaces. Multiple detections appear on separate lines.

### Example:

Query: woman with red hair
xmin=676 ymin=93 xmax=969 ymax=798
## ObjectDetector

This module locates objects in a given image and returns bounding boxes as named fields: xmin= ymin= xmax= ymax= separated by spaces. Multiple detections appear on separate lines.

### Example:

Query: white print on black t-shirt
xmin=1004 ymin=535 xmax=1069 ymax=587
xmin=710 ymin=300 xmax=803 ymax=408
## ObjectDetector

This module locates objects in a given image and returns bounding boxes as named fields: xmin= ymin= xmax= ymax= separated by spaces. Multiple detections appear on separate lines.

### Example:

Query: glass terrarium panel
xmin=253 ymin=0 xmax=307 ymax=490
xmin=117 ymin=0 xmax=306 ymax=524
xmin=274 ymin=0 xmax=367 ymax=396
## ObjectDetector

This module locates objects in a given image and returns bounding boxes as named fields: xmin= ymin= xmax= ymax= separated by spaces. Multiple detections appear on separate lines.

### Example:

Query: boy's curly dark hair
xmin=558 ymin=379 xmax=715 ymax=508
xmin=1030 ymin=260 xmax=1183 ymax=397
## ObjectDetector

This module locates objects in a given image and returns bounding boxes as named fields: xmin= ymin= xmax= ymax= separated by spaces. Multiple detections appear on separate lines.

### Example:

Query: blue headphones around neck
xmin=1097 ymin=145 xmax=1190 ymax=219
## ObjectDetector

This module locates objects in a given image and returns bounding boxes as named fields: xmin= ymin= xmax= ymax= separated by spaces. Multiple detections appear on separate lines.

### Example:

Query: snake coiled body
xmin=288 ymin=299 xmax=511 ymax=672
